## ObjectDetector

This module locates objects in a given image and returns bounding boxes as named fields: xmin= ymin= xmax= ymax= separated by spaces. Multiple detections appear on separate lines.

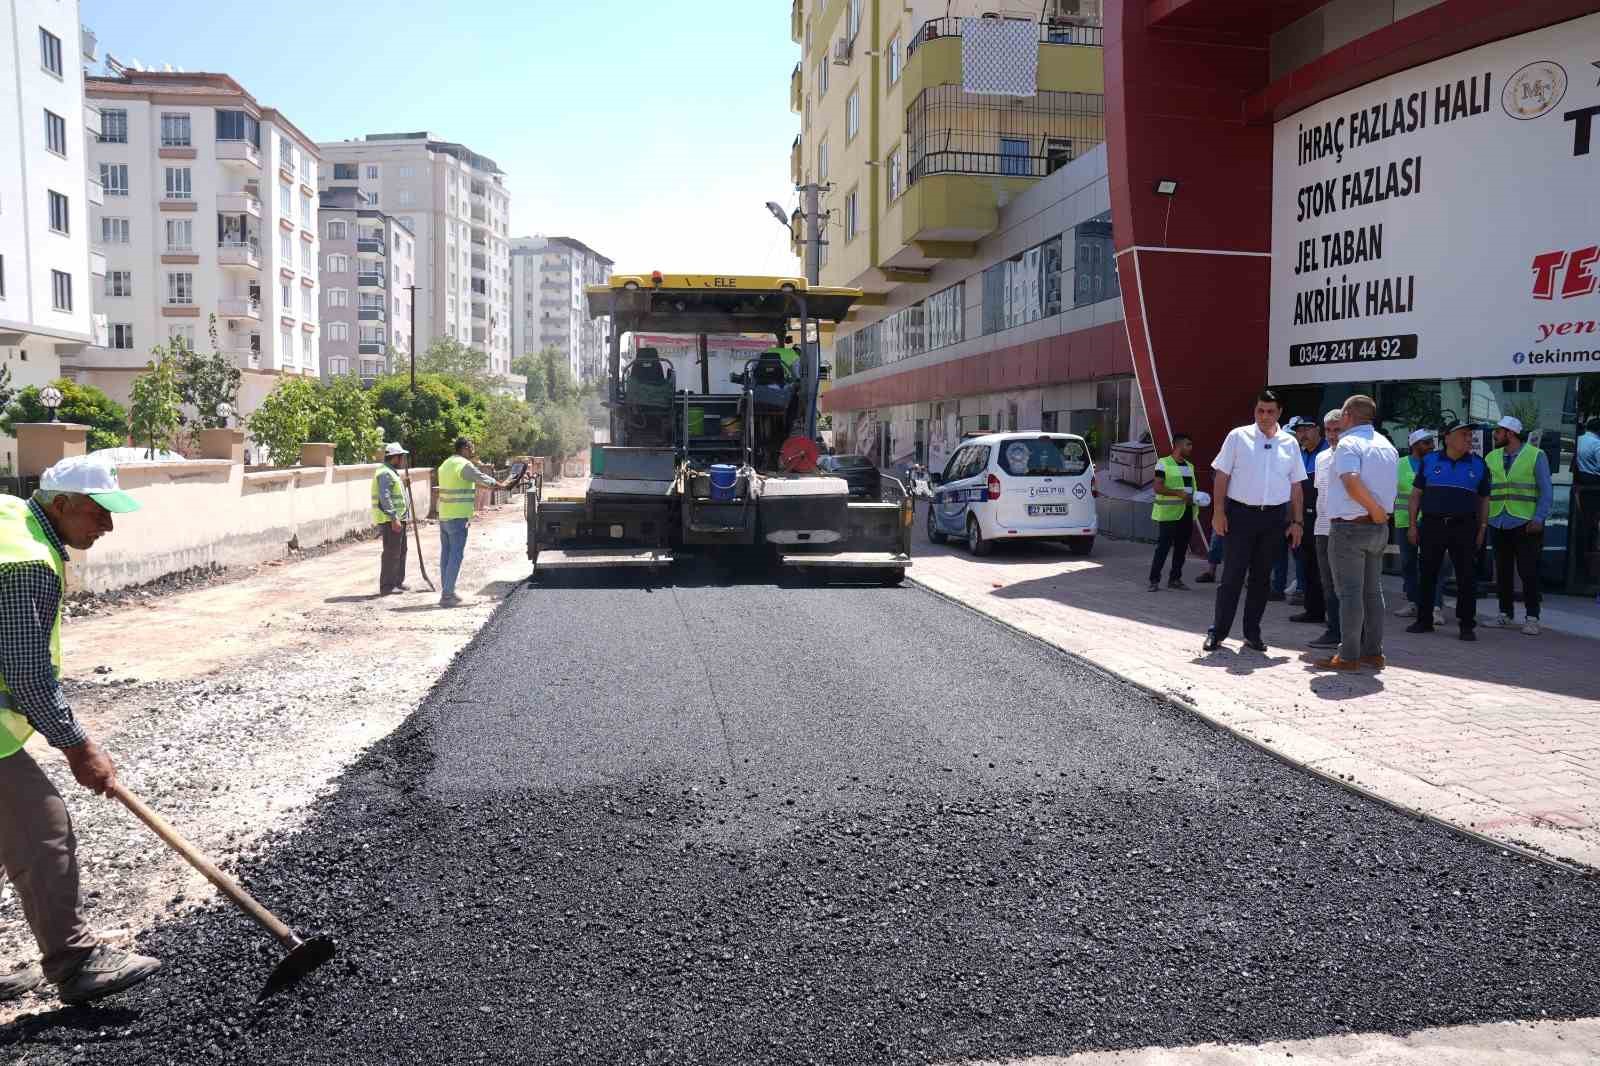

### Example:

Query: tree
xmin=175 ymin=315 xmax=241 ymax=429
xmin=0 ymin=362 xmax=14 ymax=417
xmin=308 ymin=375 xmax=384 ymax=465
xmin=245 ymin=377 xmax=320 ymax=465
xmin=415 ymin=337 xmax=501 ymax=392
xmin=478 ymin=392 xmax=543 ymax=465
xmin=511 ymin=352 xmax=547 ymax=406
xmin=370 ymin=373 xmax=487 ymax=469
xmin=541 ymin=346 xmax=577 ymax=405
xmin=128 ymin=351 xmax=183 ymax=458
xmin=1 ymin=379 xmax=129 ymax=451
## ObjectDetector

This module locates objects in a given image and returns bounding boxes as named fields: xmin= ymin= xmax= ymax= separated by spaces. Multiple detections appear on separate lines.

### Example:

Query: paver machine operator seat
xmin=623 ymin=347 xmax=676 ymax=447
xmin=742 ymin=349 xmax=799 ymax=469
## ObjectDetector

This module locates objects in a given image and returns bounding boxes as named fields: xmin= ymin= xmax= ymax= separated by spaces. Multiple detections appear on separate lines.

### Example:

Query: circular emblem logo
xmin=1005 ymin=442 xmax=1031 ymax=471
xmin=1502 ymin=61 xmax=1568 ymax=120
xmin=1513 ymin=351 xmax=1526 ymax=364
xmin=1072 ymin=483 xmax=1088 ymax=500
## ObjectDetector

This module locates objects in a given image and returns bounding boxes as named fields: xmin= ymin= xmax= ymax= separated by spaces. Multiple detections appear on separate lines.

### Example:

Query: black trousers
xmin=1493 ymin=523 xmax=1542 ymax=618
xmin=1418 ymin=515 xmax=1478 ymax=633
xmin=1149 ymin=516 xmax=1191 ymax=583
xmin=1210 ymin=500 xmax=1287 ymax=642
xmin=380 ymin=522 xmax=408 ymax=592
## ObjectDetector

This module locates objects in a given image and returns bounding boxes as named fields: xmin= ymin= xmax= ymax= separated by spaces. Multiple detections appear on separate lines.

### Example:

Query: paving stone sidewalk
xmin=906 ymin=509 xmax=1600 ymax=868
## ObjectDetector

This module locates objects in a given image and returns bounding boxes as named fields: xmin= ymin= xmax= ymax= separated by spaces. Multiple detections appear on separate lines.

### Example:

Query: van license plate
xmin=1028 ymin=504 xmax=1069 ymax=516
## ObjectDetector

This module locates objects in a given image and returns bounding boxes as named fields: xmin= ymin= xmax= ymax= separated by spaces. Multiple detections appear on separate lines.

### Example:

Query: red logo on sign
xmin=1532 ymin=247 xmax=1600 ymax=300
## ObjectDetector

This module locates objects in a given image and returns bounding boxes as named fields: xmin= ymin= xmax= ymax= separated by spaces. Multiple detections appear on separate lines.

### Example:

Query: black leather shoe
xmin=1202 ymin=631 xmax=1222 ymax=652
xmin=1459 ymin=629 xmax=1477 ymax=641
xmin=1242 ymin=637 xmax=1269 ymax=652
xmin=1288 ymin=612 xmax=1323 ymax=624
xmin=1266 ymin=591 xmax=1287 ymax=602
xmin=1404 ymin=621 xmax=1434 ymax=634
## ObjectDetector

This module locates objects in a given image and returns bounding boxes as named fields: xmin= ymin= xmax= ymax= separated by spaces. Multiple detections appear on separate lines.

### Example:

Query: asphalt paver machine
xmin=527 ymin=274 xmax=912 ymax=583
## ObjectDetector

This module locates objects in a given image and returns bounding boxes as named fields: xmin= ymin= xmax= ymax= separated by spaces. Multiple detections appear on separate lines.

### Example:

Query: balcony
xmin=357 ymin=271 xmax=386 ymax=289
xmin=219 ymin=297 xmax=262 ymax=321
xmin=217 ymin=190 xmax=262 ymax=218
xmin=470 ymin=253 xmax=487 ymax=272
xmin=218 ymin=242 xmax=262 ymax=270
xmin=358 ymin=306 xmax=386 ymax=322
xmin=906 ymin=16 xmax=1103 ymax=57
xmin=790 ymin=64 xmax=802 ymax=113
xmin=471 ymin=328 xmax=487 ymax=345
xmin=790 ymin=135 xmax=802 ymax=185
xmin=358 ymin=341 xmax=386 ymax=356
xmin=82 ymin=102 xmax=100 ymax=138
xmin=356 ymin=236 xmax=386 ymax=256
xmin=223 ymin=348 xmax=260 ymax=370
xmin=89 ymin=251 xmax=107 ymax=277
xmin=87 ymin=177 xmax=104 ymax=207
xmin=216 ymin=139 xmax=262 ymax=170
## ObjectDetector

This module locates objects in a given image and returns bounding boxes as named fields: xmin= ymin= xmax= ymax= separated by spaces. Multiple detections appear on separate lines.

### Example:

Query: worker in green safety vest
xmin=373 ymin=442 xmax=411 ymax=596
xmin=0 ymin=456 xmax=161 ymax=1005
xmin=437 ymin=437 xmax=514 ymax=608
xmin=771 ymin=334 xmax=801 ymax=382
xmin=1147 ymin=433 xmax=1196 ymax=592
xmin=1486 ymin=415 xmax=1553 ymax=635
xmin=1392 ymin=428 xmax=1438 ymax=623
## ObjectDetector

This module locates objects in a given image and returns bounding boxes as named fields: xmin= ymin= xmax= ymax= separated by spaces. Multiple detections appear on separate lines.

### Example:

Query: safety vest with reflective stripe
xmin=1394 ymin=456 xmax=1419 ymax=529
xmin=371 ymin=464 xmax=409 ymax=525
xmin=1487 ymin=445 xmax=1540 ymax=522
xmin=437 ymin=455 xmax=477 ymax=520
xmin=1150 ymin=456 xmax=1194 ymax=522
xmin=0 ymin=496 xmax=63 ymax=759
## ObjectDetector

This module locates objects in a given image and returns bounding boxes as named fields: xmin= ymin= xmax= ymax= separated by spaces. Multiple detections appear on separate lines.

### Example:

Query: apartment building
xmin=509 ymin=235 xmax=612 ymax=384
xmin=317 ymin=186 xmax=415 ymax=383
xmin=791 ymin=0 xmax=1123 ymax=469
xmin=72 ymin=69 xmax=322 ymax=419
xmin=0 ymin=2 xmax=103 ymax=470
xmin=317 ymin=133 xmax=515 ymax=385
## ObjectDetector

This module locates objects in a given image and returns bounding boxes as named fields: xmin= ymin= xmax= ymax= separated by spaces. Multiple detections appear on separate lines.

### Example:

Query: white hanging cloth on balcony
xmin=961 ymin=17 xmax=1037 ymax=97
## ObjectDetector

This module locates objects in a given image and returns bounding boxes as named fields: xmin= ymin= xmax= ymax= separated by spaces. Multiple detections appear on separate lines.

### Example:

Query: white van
xmin=926 ymin=432 xmax=1097 ymax=556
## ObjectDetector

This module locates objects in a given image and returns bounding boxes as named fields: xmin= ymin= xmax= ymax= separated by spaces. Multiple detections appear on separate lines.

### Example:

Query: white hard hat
xmin=384 ymin=442 xmax=408 ymax=457
xmin=1496 ymin=415 xmax=1523 ymax=435
xmin=40 ymin=454 xmax=141 ymax=513
xmin=1194 ymin=490 xmax=1212 ymax=508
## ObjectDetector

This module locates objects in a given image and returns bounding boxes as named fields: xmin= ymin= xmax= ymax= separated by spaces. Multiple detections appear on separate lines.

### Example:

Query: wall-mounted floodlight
xmin=1154 ymin=179 xmax=1179 ymax=196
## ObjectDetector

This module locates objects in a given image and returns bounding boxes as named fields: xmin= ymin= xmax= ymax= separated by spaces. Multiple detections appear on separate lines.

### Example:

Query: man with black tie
xmin=1203 ymin=390 xmax=1307 ymax=653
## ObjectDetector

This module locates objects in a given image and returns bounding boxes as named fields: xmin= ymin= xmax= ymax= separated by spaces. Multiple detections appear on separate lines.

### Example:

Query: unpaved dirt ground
xmin=0 ymin=499 xmax=536 ymax=1021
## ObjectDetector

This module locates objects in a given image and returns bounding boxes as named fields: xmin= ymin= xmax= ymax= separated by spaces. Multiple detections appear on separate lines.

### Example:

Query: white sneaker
xmin=1522 ymin=618 xmax=1541 ymax=636
xmin=1494 ymin=613 xmax=1514 ymax=628
xmin=1433 ymin=608 xmax=1446 ymax=627
xmin=1394 ymin=604 xmax=1418 ymax=618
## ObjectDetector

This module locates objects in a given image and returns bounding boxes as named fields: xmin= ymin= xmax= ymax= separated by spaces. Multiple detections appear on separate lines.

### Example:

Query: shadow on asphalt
xmin=323 ymin=593 xmax=383 ymax=604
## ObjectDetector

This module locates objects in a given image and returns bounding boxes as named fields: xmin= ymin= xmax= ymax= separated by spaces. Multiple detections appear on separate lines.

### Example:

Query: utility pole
xmin=795 ymin=182 xmax=829 ymax=285
xmin=404 ymin=284 xmax=420 ymax=394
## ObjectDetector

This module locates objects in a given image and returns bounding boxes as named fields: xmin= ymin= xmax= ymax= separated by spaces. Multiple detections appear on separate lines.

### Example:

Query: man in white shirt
xmin=1317 ymin=393 xmax=1400 ymax=670
xmin=1204 ymin=390 xmax=1306 ymax=653
xmin=1308 ymin=409 xmax=1345 ymax=651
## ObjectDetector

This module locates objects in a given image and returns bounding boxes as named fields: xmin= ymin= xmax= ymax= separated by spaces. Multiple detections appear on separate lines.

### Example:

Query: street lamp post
xmin=39 ymin=385 xmax=63 ymax=424
xmin=215 ymin=401 xmax=234 ymax=429
xmin=405 ymin=284 xmax=421 ymax=394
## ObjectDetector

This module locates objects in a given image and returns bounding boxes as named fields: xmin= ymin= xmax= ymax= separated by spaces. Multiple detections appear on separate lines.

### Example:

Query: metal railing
xmin=907 ymin=16 xmax=1102 ymax=56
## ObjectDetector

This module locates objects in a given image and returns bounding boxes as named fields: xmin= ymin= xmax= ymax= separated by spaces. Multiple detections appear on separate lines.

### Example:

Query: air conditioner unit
xmin=832 ymin=36 xmax=852 ymax=65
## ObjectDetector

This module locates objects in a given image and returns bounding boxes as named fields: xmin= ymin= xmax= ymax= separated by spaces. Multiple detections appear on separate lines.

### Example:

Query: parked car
xmin=926 ymin=432 xmax=1097 ymax=556
xmin=818 ymin=453 xmax=882 ymax=499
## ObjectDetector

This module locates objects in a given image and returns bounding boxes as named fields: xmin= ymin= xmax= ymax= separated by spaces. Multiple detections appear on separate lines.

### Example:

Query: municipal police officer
xmin=1404 ymin=419 xmax=1490 ymax=641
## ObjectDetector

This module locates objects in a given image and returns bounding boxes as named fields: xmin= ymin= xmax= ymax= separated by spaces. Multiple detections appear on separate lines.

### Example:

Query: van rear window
xmin=1000 ymin=438 xmax=1089 ymax=477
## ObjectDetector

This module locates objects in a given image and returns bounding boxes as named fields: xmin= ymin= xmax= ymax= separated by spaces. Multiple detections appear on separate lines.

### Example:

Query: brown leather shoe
xmin=1359 ymin=655 xmax=1387 ymax=671
xmin=1313 ymin=655 xmax=1361 ymax=671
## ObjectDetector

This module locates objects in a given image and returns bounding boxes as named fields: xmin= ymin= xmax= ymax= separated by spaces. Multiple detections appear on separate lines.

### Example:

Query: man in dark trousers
xmin=1405 ymin=419 xmax=1489 ymax=641
xmin=1286 ymin=416 xmax=1328 ymax=626
xmin=1147 ymin=432 xmax=1196 ymax=592
xmin=1204 ymin=390 xmax=1307 ymax=653
xmin=372 ymin=442 xmax=410 ymax=595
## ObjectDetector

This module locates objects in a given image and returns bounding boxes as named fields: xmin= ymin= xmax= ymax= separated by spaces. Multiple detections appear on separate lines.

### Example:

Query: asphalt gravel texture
xmin=6 ymin=560 xmax=1600 ymax=1065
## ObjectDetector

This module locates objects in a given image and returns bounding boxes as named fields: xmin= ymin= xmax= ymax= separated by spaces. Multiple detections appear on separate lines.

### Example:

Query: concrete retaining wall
xmin=68 ymin=460 xmax=434 ymax=594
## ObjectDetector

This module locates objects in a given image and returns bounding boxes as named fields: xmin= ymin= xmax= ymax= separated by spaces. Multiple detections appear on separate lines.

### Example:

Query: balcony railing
xmin=356 ymin=237 xmax=386 ymax=255
xmin=358 ymin=341 xmax=386 ymax=356
xmin=357 ymin=271 xmax=387 ymax=289
xmin=358 ymin=306 xmax=386 ymax=322
xmin=218 ymin=297 xmax=262 ymax=319
xmin=905 ymin=86 xmax=1105 ymax=187
xmin=906 ymin=16 xmax=1103 ymax=57
xmin=790 ymin=64 xmax=803 ymax=114
xmin=218 ymin=241 xmax=263 ymax=269
xmin=216 ymin=139 xmax=262 ymax=168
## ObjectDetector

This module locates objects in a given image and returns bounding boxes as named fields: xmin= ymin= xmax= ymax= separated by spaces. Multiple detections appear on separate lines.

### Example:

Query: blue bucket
xmin=709 ymin=464 xmax=738 ymax=502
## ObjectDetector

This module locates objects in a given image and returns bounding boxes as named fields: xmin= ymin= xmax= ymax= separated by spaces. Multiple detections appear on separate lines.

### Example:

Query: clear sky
xmin=81 ymin=0 xmax=804 ymax=277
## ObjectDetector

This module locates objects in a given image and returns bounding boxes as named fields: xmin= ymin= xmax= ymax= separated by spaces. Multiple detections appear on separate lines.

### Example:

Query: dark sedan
xmin=818 ymin=454 xmax=882 ymax=499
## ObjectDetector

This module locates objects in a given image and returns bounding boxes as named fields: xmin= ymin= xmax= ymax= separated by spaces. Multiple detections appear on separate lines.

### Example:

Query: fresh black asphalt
xmin=6 ymin=562 xmax=1600 ymax=1064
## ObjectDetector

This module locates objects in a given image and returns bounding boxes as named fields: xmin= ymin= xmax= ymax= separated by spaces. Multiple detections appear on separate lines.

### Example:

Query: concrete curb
xmin=904 ymin=573 xmax=1590 ymax=878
